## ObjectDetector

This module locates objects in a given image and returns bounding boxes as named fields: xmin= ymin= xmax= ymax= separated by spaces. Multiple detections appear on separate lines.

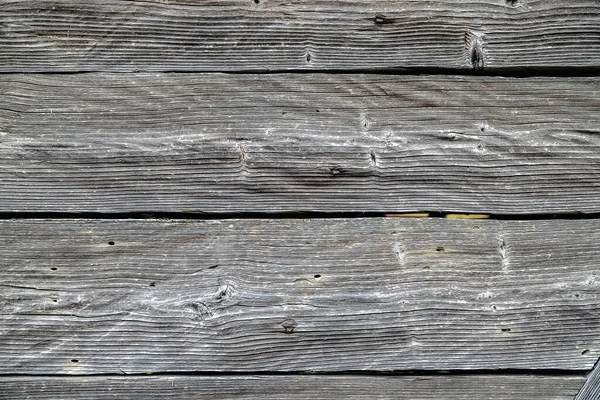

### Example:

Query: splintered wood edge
xmin=574 ymin=358 xmax=600 ymax=400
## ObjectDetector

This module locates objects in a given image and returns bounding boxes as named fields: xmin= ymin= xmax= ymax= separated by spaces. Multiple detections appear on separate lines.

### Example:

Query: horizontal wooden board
xmin=1 ymin=218 xmax=599 ymax=374
xmin=1 ymin=73 xmax=600 ymax=214
xmin=1 ymin=1 xmax=600 ymax=72
xmin=0 ymin=375 xmax=586 ymax=400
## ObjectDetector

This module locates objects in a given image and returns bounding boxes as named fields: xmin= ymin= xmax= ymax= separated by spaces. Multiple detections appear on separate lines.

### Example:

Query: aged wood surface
xmin=0 ymin=375 xmax=586 ymax=400
xmin=2 ymin=73 xmax=600 ymax=214
xmin=1 ymin=1 xmax=600 ymax=72
xmin=1 ymin=218 xmax=598 ymax=374
xmin=575 ymin=358 xmax=600 ymax=400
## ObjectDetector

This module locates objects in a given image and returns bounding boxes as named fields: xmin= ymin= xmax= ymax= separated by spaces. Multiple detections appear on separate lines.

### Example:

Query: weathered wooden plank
xmin=1 ymin=0 xmax=600 ymax=72
xmin=575 ymin=358 xmax=600 ymax=400
xmin=1 ymin=218 xmax=598 ymax=374
xmin=1 ymin=73 xmax=600 ymax=214
xmin=0 ymin=375 xmax=586 ymax=400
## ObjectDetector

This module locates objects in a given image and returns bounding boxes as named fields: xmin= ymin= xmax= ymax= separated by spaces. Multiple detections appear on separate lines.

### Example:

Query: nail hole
xmin=436 ymin=246 xmax=445 ymax=252
xmin=208 ymin=264 xmax=219 ymax=269
xmin=582 ymin=349 xmax=591 ymax=356
xmin=107 ymin=241 xmax=115 ymax=246
xmin=506 ymin=0 xmax=519 ymax=6
xmin=374 ymin=14 xmax=393 ymax=24
xmin=254 ymin=0 xmax=259 ymax=3
xmin=480 ymin=126 xmax=485 ymax=132
xmin=149 ymin=282 xmax=156 ymax=287
xmin=501 ymin=328 xmax=511 ymax=332
xmin=50 ymin=267 xmax=57 ymax=271
xmin=53 ymin=299 xmax=58 ymax=302
xmin=492 ymin=305 xmax=497 ymax=311
xmin=314 ymin=274 xmax=321 ymax=279
xmin=71 ymin=359 xmax=79 ymax=363
xmin=423 ymin=266 xmax=430 ymax=270
xmin=306 ymin=54 xmax=311 ymax=63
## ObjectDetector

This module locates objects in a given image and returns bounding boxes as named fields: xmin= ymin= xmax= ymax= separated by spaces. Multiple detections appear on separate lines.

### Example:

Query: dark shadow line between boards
xmin=0 ymin=369 xmax=590 ymax=378
xmin=0 ymin=211 xmax=599 ymax=221
xmin=2 ymin=66 xmax=600 ymax=78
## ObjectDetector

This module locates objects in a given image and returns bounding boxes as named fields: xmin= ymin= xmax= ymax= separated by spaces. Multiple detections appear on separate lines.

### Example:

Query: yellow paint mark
xmin=445 ymin=214 xmax=490 ymax=219
xmin=385 ymin=213 xmax=430 ymax=218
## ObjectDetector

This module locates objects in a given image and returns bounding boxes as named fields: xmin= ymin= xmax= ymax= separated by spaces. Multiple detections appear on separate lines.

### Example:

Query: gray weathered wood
xmin=1 ymin=218 xmax=599 ymax=374
xmin=2 ymin=73 xmax=600 ymax=214
xmin=1 ymin=1 xmax=600 ymax=72
xmin=575 ymin=358 xmax=600 ymax=400
xmin=0 ymin=375 xmax=586 ymax=400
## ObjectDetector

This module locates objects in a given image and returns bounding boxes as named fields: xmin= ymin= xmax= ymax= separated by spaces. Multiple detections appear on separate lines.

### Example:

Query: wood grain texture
xmin=0 ymin=375 xmax=586 ymax=400
xmin=575 ymin=358 xmax=600 ymax=400
xmin=1 ymin=218 xmax=599 ymax=374
xmin=1 ymin=0 xmax=600 ymax=72
xmin=2 ymin=73 xmax=600 ymax=214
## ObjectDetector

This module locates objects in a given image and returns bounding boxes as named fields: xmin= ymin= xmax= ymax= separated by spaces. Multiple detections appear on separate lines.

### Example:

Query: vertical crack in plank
xmin=465 ymin=31 xmax=486 ymax=69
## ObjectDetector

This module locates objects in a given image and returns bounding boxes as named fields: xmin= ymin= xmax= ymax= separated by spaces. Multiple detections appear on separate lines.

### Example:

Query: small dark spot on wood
xmin=575 ymin=293 xmax=580 ymax=298
xmin=501 ymin=328 xmax=511 ymax=332
xmin=314 ymin=274 xmax=321 ymax=279
xmin=476 ymin=143 xmax=485 ymax=152
xmin=423 ymin=266 xmax=430 ymax=270
xmin=282 ymin=111 xmax=287 ymax=115
xmin=53 ymin=299 xmax=58 ymax=302
xmin=281 ymin=319 xmax=297 ymax=334
xmin=306 ymin=53 xmax=311 ymax=63
xmin=254 ymin=0 xmax=259 ymax=3
xmin=436 ymin=246 xmax=445 ymax=252
xmin=492 ymin=305 xmax=497 ymax=311
xmin=108 ymin=241 xmax=115 ymax=246
xmin=71 ymin=359 xmax=79 ymax=363
xmin=480 ymin=126 xmax=486 ymax=132
xmin=208 ymin=264 xmax=219 ymax=269
xmin=50 ymin=267 xmax=57 ymax=271
xmin=369 ymin=149 xmax=379 ymax=168
xmin=316 ymin=109 xmax=319 ymax=112
xmin=582 ymin=349 xmax=591 ymax=356
xmin=149 ymin=282 xmax=156 ymax=287
xmin=374 ymin=14 xmax=394 ymax=24
xmin=506 ymin=0 xmax=519 ymax=6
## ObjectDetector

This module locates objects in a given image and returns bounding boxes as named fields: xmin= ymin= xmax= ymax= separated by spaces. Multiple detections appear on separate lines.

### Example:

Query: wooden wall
xmin=1 ymin=1 xmax=599 ymax=398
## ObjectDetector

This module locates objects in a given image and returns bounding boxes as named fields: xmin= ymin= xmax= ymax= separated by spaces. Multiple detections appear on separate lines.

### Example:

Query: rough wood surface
xmin=1 ymin=1 xmax=600 ymax=72
xmin=2 ymin=73 xmax=600 ymax=214
xmin=0 ymin=375 xmax=586 ymax=400
xmin=1 ymin=218 xmax=599 ymax=374
xmin=575 ymin=358 xmax=600 ymax=400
